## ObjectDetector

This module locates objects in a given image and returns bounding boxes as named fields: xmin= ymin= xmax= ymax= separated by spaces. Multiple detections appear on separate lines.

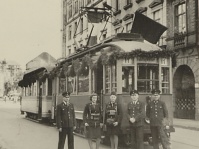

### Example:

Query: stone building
xmin=166 ymin=0 xmax=199 ymax=120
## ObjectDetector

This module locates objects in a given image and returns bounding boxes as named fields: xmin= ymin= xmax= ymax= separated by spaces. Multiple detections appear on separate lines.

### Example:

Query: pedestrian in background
xmin=104 ymin=91 xmax=121 ymax=149
xmin=57 ymin=91 xmax=76 ymax=149
xmin=127 ymin=90 xmax=145 ymax=149
xmin=83 ymin=93 xmax=103 ymax=149
xmin=146 ymin=89 xmax=171 ymax=149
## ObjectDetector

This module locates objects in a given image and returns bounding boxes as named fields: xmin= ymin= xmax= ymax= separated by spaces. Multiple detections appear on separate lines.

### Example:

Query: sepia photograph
xmin=0 ymin=0 xmax=199 ymax=149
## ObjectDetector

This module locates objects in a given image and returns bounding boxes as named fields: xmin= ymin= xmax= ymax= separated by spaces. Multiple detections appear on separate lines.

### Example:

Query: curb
xmin=174 ymin=125 xmax=199 ymax=131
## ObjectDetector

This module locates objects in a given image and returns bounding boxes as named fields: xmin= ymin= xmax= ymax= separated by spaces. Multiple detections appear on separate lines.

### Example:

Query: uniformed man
xmin=57 ymin=91 xmax=76 ymax=149
xmin=127 ymin=90 xmax=145 ymax=149
xmin=146 ymin=89 xmax=171 ymax=149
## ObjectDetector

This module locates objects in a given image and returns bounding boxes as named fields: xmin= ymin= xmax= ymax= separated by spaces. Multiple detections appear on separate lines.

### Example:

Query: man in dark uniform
xmin=57 ymin=91 xmax=76 ymax=149
xmin=127 ymin=90 xmax=145 ymax=149
xmin=146 ymin=89 xmax=171 ymax=149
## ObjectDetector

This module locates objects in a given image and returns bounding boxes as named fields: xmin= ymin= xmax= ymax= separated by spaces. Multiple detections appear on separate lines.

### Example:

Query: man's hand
xmin=130 ymin=117 xmax=135 ymax=123
xmin=85 ymin=123 xmax=89 ymax=127
xmin=58 ymin=128 xmax=62 ymax=132
xmin=113 ymin=122 xmax=118 ymax=126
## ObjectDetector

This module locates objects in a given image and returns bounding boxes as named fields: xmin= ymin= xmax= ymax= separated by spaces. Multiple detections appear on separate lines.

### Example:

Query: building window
xmin=153 ymin=9 xmax=161 ymax=23
xmin=74 ymin=1 xmax=78 ymax=14
xmin=116 ymin=0 xmax=120 ymax=11
xmin=127 ymin=0 xmax=131 ymax=5
xmin=80 ymin=0 xmax=84 ymax=8
xmin=74 ymin=22 xmax=78 ymax=35
xmin=87 ymin=0 xmax=91 ymax=5
xmin=137 ymin=64 xmax=159 ymax=93
xmin=68 ymin=25 xmax=72 ymax=40
xmin=126 ymin=22 xmax=132 ymax=33
xmin=175 ymin=3 xmax=186 ymax=33
xmin=80 ymin=17 xmax=83 ymax=33
xmin=115 ymin=27 xmax=120 ymax=34
xmin=69 ymin=5 xmax=72 ymax=18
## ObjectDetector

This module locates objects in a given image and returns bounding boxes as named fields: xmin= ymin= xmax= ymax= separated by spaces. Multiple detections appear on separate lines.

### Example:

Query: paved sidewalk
xmin=173 ymin=118 xmax=199 ymax=131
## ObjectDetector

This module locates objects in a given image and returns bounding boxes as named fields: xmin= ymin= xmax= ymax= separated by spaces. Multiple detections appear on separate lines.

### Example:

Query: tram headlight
xmin=145 ymin=118 xmax=150 ymax=124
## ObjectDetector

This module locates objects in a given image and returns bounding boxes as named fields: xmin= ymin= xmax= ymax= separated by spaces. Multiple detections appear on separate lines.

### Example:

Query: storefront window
xmin=122 ymin=66 xmax=134 ymax=93
xmin=67 ymin=77 xmax=76 ymax=93
xmin=161 ymin=67 xmax=169 ymax=94
xmin=137 ymin=64 xmax=159 ymax=93
xmin=78 ymin=75 xmax=89 ymax=93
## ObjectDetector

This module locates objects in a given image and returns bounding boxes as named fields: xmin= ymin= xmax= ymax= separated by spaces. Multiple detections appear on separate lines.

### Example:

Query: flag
xmin=131 ymin=11 xmax=167 ymax=44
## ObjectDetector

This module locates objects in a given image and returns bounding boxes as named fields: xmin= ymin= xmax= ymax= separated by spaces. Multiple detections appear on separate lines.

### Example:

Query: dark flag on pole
xmin=87 ymin=10 xmax=104 ymax=23
xmin=131 ymin=11 xmax=167 ymax=44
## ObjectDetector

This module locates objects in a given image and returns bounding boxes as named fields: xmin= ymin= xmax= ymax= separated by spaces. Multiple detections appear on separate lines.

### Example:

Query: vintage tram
xmin=19 ymin=33 xmax=175 ymax=145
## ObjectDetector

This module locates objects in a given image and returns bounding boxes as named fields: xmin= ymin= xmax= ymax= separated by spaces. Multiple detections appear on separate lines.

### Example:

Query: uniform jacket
xmin=146 ymin=100 xmax=168 ymax=126
xmin=56 ymin=102 xmax=77 ymax=129
xmin=104 ymin=102 xmax=122 ymax=125
xmin=127 ymin=100 xmax=145 ymax=127
xmin=83 ymin=103 xmax=102 ymax=127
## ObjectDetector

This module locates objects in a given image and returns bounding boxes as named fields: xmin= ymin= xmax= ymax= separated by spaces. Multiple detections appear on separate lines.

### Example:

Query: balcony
xmin=174 ymin=32 xmax=186 ymax=49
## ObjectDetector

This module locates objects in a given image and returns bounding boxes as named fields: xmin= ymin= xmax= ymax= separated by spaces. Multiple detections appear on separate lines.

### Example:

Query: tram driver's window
xmin=67 ymin=77 xmax=76 ymax=94
xmin=122 ymin=66 xmax=134 ymax=93
xmin=137 ymin=64 xmax=159 ymax=93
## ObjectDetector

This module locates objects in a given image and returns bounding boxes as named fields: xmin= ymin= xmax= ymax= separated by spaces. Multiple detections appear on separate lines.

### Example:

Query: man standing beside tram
xmin=127 ymin=89 xmax=145 ymax=149
xmin=83 ymin=93 xmax=103 ymax=149
xmin=146 ymin=89 xmax=171 ymax=149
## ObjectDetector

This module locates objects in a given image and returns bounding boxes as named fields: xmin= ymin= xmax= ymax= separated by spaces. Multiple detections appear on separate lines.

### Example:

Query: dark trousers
xmin=130 ymin=126 xmax=144 ymax=149
xmin=58 ymin=127 xmax=74 ymax=149
xmin=150 ymin=126 xmax=171 ymax=149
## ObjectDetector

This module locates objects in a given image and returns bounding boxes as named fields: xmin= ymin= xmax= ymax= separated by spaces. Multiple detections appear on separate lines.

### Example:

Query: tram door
xmin=38 ymin=81 xmax=42 ymax=120
xmin=95 ymin=62 xmax=103 ymax=95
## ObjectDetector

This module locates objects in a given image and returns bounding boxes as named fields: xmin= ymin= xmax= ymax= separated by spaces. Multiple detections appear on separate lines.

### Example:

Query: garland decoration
xmin=62 ymin=62 xmax=69 ymax=77
xmin=98 ymin=49 xmax=176 ymax=67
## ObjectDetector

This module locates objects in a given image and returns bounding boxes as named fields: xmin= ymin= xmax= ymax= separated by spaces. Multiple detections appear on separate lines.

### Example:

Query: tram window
xmin=122 ymin=66 xmax=134 ymax=93
xmin=137 ymin=64 xmax=159 ymax=93
xmin=48 ymin=79 xmax=52 ymax=96
xmin=59 ymin=78 xmax=66 ymax=94
xmin=78 ymin=75 xmax=89 ymax=93
xmin=42 ymin=81 xmax=46 ymax=96
xmin=105 ymin=65 xmax=117 ymax=93
xmin=161 ymin=67 xmax=170 ymax=94
xmin=67 ymin=77 xmax=76 ymax=94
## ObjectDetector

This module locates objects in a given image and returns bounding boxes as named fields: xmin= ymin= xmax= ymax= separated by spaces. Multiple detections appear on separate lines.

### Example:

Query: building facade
xmin=62 ymin=0 xmax=199 ymax=120
xmin=62 ymin=0 xmax=167 ymax=57
xmin=166 ymin=0 xmax=199 ymax=120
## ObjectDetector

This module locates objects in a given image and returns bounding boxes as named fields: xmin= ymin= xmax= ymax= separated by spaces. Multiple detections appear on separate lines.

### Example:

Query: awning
xmin=131 ymin=11 xmax=167 ymax=44
xmin=18 ymin=66 xmax=54 ymax=87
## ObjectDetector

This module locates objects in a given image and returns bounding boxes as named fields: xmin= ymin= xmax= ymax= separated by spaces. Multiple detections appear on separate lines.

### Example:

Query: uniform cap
xmin=62 ymin=91 xmax=70 ymax=97
xmin=110 ymin=91 xmax=117 ymax=96
xmin=130 ymin=90 xmax=139 ymax=95
xmin=151 ymin=89 xmax=161 ymax=94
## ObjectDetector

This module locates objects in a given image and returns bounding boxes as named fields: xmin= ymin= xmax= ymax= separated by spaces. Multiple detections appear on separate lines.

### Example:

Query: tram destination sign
xmin=137 ymin=57 xmax=158 ymax=63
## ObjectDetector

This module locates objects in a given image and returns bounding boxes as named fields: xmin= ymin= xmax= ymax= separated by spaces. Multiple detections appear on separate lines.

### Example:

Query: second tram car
xmin=19 ymin=33 xmax=175 ymax=146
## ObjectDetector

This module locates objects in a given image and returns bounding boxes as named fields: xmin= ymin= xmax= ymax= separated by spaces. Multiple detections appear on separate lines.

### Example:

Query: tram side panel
xmin=21 ymin=96 xmax=38 ymax=114
xmin=41 ymin=96 xmax=53 ymax=118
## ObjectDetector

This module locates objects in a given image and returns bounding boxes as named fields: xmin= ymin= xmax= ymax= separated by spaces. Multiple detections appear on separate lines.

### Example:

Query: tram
xmin=19 ymin=33 xmax=175 ymax=146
